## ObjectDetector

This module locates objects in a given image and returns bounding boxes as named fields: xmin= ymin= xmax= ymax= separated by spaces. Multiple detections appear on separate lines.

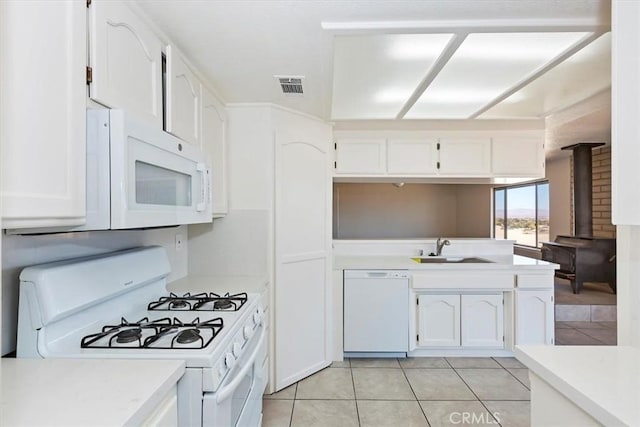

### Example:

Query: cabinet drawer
xmin=412 ymin=272 xmax=514 ymax=289
xmin=516 ymin=273 xmax=554 ymax=289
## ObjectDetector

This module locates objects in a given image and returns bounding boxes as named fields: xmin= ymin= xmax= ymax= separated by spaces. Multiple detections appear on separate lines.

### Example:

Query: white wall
xmin=333 ymin=183 xmax=492 ymax=239
xmin=546 ymin=155 xmax=572 ymax=240
xmin=616 ymin=225 xmax=640 ymax=347
xmin=1 ymin=226 xmax=188 ymax=355
xmin=456 ymin=184 xmax=493 ymax=237
xmin=188 ymin=105 xmax=273 ymax=277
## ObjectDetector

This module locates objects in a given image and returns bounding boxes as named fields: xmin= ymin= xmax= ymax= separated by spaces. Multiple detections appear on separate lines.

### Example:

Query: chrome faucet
xmin=436 ymin=237 xmax=451 ymax=256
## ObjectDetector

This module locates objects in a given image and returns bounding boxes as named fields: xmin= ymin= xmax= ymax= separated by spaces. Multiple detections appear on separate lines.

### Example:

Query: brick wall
xmin=569 ymin=146 xmax=615 ymax=238
xmin=591 ymin=146 xmax=615 ymax=238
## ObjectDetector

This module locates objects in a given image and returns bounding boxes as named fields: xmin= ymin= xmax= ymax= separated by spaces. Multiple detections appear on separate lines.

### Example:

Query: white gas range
xmin=16 ymin=246 xmax=267 ymax=427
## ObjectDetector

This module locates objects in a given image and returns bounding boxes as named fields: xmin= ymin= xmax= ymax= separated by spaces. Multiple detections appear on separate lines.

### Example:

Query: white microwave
xmin=9 ymin=109 xmax=212 ymax=233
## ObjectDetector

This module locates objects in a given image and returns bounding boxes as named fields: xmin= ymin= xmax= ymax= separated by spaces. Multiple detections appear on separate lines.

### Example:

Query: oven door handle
xmin=216 ymin=326 xmax=265 ymax=404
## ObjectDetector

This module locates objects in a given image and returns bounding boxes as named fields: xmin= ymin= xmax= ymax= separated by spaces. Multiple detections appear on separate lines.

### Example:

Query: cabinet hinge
xmin=86 ymin=66 xmax=93 ymax=84
xmin=437 ymin=161 xmax=440 ymax=169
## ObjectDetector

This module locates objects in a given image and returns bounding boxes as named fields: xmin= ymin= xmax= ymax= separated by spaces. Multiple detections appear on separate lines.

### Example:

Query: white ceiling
xmin=139 ymin=0 xmax=611 ymax=139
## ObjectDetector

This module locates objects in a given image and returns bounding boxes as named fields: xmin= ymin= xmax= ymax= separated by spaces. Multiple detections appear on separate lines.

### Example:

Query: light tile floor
xmin=263 ymin=357 xmax=531 ymax=427
xmin=555 ymin=321 xmax=617 ymax=345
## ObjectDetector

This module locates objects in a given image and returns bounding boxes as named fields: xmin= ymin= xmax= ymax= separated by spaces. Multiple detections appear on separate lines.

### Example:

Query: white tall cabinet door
xmin=417 ymin=295 xmax=461 ymax=347
xmin=387 ymin=139 xmax=438 ymax=175
xmin=166 ymin=45 xmax=201 ymax=145
xmin=335 ymin=138 xmax=386 ymax=174
xmin=515 ymin=290 xmax=554 ymax=345
xmin=200 ymin=86 xmax=228 ymax=217
xmin=274 ymin=130 xmax=331 ymax=390
xmin=492 ymin=137 xmax=545 ymax=177
xmin=438 ymin=138 xmax=491 ymax=176
xmin=1 ymin=1 xmax=86 ymax=228
xmin=461 ymin=294 xmax=504 ymax=347
xmin=612 ymin=0 xmax=640 ymax=225
xmin=89 ymin=0 xmax=162 ymax=127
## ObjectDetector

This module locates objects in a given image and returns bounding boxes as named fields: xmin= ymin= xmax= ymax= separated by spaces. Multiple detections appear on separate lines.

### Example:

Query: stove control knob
xmin=253 ymin=309 xmax=263 ymax=326
xmin=225 ymin=353 xmax=235 ymax=369
xmin=232 ymin=342 xmax=242 ymax=358
xmin=243 ymin=325 xmax=253 ymax=340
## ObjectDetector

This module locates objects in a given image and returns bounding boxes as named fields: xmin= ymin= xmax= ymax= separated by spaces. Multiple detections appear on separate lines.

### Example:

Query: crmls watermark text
xmin=449 ymin=411 xmax=501 ymax=424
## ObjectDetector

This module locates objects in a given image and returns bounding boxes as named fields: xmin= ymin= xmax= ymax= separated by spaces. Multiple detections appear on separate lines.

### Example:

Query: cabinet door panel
xmin=89 ymin=0 xmax=162 ymax=127
xmin=275 ymin=131 xmax=332 ymax=389
xmin=387 ymin=139 xmax=438 ymax=174
xmin=335 ymin=139 xmax=386 ymax=174
xmin=201 ymin=86 xmax=228 ymax=216
xmin=166 ymin=45 xmax=201 ymax=145
xmin=439 ymin=138 xmax=491 ymax=175
xmin=418 ymin=294 xmax=460 ymax=347
xmin=1 ymin=1 xmax=86 ymax=228
xmin=612 ymin=1 xmax=640 ymax=225
xmin=492 ymin=136 xmax=544 ymax=177
xmin=461 ymin=294 xmax=504 ymax=347
xmin=515 ymin=290 xmax=554 ymax=345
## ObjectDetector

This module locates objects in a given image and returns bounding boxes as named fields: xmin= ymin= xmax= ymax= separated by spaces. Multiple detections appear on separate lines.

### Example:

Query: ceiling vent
xmin=275 ymin=76 xmax=304 ymax=95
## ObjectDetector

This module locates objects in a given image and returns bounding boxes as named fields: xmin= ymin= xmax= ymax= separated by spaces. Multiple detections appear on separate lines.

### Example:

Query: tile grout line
xmin=348 ymin=360 xmax=362 ymax=427
xmin=288 ymin=383 xmax=298 ymax=427
xmin=493 ymin=357 xmax=531 ymax=391
xmin=398 ymin=358 xmax=432 ymax=427
xmin=448 ymin=360 xmax=504 ymax=427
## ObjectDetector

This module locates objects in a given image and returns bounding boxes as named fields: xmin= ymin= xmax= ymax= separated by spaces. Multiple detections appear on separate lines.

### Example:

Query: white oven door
xmin=109 ymin=109 xmax=212 ymax=229
xmin=203 ymin=325 xmax=266 ymax=427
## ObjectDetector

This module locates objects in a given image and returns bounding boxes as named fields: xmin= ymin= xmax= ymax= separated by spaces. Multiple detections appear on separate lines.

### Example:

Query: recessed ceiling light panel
xmin=405 ymin=32 xmax=589 ymax=119
xmin=331 ymin=33 xmax=453 ymax=120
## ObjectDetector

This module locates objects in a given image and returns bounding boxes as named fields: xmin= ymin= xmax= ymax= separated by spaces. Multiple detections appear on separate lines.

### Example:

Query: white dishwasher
xmin=344 ymin=270 xmax=409 ymax=357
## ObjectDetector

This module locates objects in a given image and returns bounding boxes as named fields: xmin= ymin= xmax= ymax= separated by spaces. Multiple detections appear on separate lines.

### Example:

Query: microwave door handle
xmin=196 ymin=162 xmax=206 ymax=212
xmin=215 ymin=326 xmax=266 ymax=404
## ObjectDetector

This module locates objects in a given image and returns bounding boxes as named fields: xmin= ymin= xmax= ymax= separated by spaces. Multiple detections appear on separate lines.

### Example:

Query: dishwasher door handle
xmin=366 ymin=272 xmax=389 ymax=278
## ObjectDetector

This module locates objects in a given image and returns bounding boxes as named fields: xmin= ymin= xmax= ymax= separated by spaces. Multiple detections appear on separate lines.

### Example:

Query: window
xmin=494 ymin=181 xmax=549 ymax=248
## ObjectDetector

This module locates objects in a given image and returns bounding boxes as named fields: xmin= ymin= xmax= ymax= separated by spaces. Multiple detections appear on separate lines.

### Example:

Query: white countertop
xmin=168 ymin=275 xmax=269 ymax=296
xmin=334 ymin=254 xmax=558 ymax=271
xmin=515 ymin=345 xmax=640 ymax=426
xmin=1 ymin=358 xmax=185 ymax=427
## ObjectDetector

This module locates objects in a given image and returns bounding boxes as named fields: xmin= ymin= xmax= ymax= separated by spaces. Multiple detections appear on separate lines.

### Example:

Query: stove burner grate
xmin=80 ymin=316 xmax=223 ymax=350
xmin=148 ymin=292 xmax=248 ymax=312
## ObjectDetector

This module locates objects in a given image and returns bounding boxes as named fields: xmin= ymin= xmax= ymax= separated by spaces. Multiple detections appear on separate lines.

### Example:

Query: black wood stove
xmin=540 ymin=143 xmax=616 ymax=294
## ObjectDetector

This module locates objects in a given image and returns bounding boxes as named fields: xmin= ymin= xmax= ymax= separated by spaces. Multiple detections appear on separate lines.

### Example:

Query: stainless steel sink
xmin=412 ymin=257 xmax=493 ymax=264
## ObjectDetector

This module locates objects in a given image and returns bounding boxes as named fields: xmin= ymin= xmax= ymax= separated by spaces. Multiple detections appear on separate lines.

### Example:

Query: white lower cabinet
xmin=461 ymin=294 xmax=504 ymax=347
xmin=417 ymin=294 xmax=461 ymax=347
xmin=417 ymin=293 xmax=504 ymax=349
xmin=142 ymin=385 xmax=178 ymax=427
xmin=515 ymin=290 xmax=554 ymax=345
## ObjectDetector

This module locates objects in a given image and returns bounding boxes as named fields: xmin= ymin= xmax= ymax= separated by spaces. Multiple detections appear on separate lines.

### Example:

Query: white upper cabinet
xmin=492 ymin=136 xmax=544 ymax=177
xmin=166 ymin=45 xmax=201 ymax=146
xmin=1 ymin=1 xmax=86 ymax=228
xmin=335 ymin=138 xmax=386 ymax=174
xmin=89 ymin=0 xmax=163 ymax=128
xmin=387 ymin=139 xmax=438 ymax=175
xmin=201 ymin=86 xmax=228 ymax=217
xmin=438 ymin=137 xmax=492 ymax=176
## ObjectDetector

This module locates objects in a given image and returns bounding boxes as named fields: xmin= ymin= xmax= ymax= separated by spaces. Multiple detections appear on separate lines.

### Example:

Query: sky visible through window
xmin=494 ymin=182 xmax=549 ymax=247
